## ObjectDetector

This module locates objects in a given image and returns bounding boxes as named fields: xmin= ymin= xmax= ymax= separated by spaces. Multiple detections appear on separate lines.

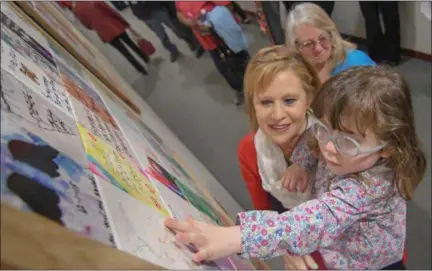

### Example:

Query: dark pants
xmin=359 ymin=1 xmax=401 ymax=63
xmin=143 ymin=9 xmax=197 ymax=53
xmin=383 ymin=260 xmax=405 ymax=270
xmin=109 ymin=32 xmax=148 ymax=73
xmin=208 ymin=49 xmax=249 ymax=93
xmin=283 ymin=1 xmax=335 ymax=17
xmin=110 ymin=1 xmax=128 ymax=11
xmin=232 ymin=1 xmax=247 ymax=21
xmin=261 ymin=1 xmax=285 ymax=45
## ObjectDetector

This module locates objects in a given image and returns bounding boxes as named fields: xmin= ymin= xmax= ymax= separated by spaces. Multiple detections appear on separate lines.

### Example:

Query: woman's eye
xmin=284 ymin=98 xmax=296 ymax=105
xmin=302 ymin=41 xmax=313 ymax=48
xmin=319 ymin=35 xmax=329 ymax=41
xmin=260 ymin=100 xmax=272 ymax=106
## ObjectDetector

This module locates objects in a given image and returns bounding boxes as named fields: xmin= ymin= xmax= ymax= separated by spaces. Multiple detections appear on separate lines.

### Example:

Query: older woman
xmin=285 ymin=3 xmax=375 ymax=83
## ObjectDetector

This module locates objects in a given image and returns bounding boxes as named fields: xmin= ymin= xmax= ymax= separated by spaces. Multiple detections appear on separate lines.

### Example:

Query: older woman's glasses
xmin=297 ymin=32 xmax=332 ymax=51
xmin=309 ymin=117 xmax=387 ymax=157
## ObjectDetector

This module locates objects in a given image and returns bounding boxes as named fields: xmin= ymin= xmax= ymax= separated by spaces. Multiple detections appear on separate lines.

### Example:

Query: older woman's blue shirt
xmin=331 ymin=49 xmax=375 ymax=76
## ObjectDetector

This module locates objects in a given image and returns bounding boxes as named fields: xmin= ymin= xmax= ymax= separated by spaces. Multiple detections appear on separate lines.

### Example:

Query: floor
xmin=75 ymin=5 xmax=431 ymax=270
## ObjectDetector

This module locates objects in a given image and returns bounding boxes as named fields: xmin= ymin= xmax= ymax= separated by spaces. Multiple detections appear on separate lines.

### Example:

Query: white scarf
xmin=254 ymin=117 xmax=313 ymax=210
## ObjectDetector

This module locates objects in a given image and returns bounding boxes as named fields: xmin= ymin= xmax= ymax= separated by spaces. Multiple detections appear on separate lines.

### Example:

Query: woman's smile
xmin=268 ymin=123 xmax=291 ymax=133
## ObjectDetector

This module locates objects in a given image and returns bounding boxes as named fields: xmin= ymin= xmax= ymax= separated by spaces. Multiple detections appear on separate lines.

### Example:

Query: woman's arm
xmin=237 ymin=136 xmax=272 ymax=210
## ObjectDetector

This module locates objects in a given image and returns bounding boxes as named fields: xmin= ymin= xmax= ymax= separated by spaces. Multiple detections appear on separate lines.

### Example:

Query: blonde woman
xmin=236 ymin=46 xmax=323 ymax=269
xmin=285 ymin=3 xmax=375 ymax=83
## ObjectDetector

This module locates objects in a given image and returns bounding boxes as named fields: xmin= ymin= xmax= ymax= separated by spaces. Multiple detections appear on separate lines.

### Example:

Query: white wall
xmin=332 ymin=1 xmax=431 ymax=55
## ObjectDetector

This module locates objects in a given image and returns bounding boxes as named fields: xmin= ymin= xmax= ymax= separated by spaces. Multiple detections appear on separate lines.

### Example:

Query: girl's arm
xmin=166 ymin=177 xmax=382 ymax=261
xmin=290 ymin=132 xmax=318 ymax=173
xmin=236 ymin=177 xmax=378 ymax=259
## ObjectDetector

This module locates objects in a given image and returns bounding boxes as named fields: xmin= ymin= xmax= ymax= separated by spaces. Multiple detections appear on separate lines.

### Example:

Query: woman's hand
xmin=282 ymin=254 xmax=318 ymax=270
xmin=194 ymin=21 xmax=211 ymax=33
xmin=164 ymin=217 xmax=242 ymax=262
xmin=281 ymin=164 xmax=309 ymax=193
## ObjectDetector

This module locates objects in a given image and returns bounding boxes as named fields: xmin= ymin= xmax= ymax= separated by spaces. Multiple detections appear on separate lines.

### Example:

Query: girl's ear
xmin=306 ymin=107 xmax=313 ymax=117
xmin=380 ymin=147 xmax=393 ymax=158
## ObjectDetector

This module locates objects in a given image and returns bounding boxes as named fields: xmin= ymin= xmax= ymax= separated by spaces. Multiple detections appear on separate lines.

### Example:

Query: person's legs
xmin=208 ymin=49 xmax=248 ymax=105
xmin=144 ymin=12 xmax=179 ymax=61
xmin=231 ymin=1 xmax=250 ymax=23
xmin=283 ymin=1 xmax=297 ymax=12
xmin=261 ymin=1 xmax=285 ymax=45
xmin=109 ymin=34 xmax=147 ymax=74
xmin=378 ymin=1 xmax=401 ymax=64
xmin=158 ymin=9 xmax=198 ymax=51
xmin=118 ymin=32 xmax=150 ymax=63
xmin=359 ymin=2 xmax=385 ymax=63
xmin=208 ymin=49 xmax=226 ymax=78
xmin=192 ymin=36 xmax=205 ymax=58
xmin=225 ymin=50 xmax=249 ymax=93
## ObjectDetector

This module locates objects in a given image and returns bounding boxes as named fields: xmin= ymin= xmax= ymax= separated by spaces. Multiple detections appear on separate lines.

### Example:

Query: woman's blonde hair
xmin=244 ymin=45 xmax=320 ymax=131
xmin=310 ymin=66 xmax=427 ymax=200
xmin=285 ymin=3 xmax=356 ymax=69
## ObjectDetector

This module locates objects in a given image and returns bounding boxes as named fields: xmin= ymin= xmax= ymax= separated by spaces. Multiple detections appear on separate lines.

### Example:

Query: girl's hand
xmin=281 ymin=164 xmax=309 ymax=193
xmin=164 ymin=217 xmax=242 ymax=262
xmin=282 ymin=254 xmax=318 ymax=270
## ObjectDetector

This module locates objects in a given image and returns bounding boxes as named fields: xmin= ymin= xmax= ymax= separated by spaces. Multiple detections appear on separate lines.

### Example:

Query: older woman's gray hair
xmin=285 ymin=3 xmax=356 ymax=68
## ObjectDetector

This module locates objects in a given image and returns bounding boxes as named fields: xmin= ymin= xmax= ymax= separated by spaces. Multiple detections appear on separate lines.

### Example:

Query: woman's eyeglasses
xmin=309 ymin=117 xmax=387 ymax=157
xmin=296 ymin=32 xmax=332 ymax=51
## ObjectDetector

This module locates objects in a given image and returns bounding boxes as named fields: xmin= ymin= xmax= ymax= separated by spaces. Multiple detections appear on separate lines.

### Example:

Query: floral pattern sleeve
xmin=290 ymin=132 xmax=317 ymax=173
xmin=235 ymin=177 xmax=385 ymax=260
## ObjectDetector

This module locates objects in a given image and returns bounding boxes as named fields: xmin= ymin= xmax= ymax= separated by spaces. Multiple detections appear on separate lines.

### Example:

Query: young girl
xmin=165 ymin=66 xmax=426 ymax=269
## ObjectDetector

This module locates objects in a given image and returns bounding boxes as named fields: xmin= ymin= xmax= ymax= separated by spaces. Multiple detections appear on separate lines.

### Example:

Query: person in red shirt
xmin=175 ymin=1 xmax=249 ymax=105
xmin=61 ymin=1 xmax=149 ymax=75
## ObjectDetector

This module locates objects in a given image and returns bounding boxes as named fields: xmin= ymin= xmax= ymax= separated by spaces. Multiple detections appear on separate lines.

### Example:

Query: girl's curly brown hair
xmin=310 ymin=66 xmax=427 ymax=200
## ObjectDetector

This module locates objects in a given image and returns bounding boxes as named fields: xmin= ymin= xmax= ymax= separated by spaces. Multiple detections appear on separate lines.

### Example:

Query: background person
xmin=64 ymin=1 xmax=150 ymax=75
xmin=176 ymin=1 xmax=250 ymax=105
xmin=129 ymin=1 xmax=203 ymax=62
xmin=285 ymin=3 xmax=375 ymax=83
xmin=359 ymin=1 xmax=402 ymax=66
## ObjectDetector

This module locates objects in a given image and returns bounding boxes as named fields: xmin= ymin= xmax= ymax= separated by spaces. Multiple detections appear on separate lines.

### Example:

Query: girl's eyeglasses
xmin=309 ymin=117 xmax=387 ymax=157
xmin=296 ymin=32 xmax=332 ymax=51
